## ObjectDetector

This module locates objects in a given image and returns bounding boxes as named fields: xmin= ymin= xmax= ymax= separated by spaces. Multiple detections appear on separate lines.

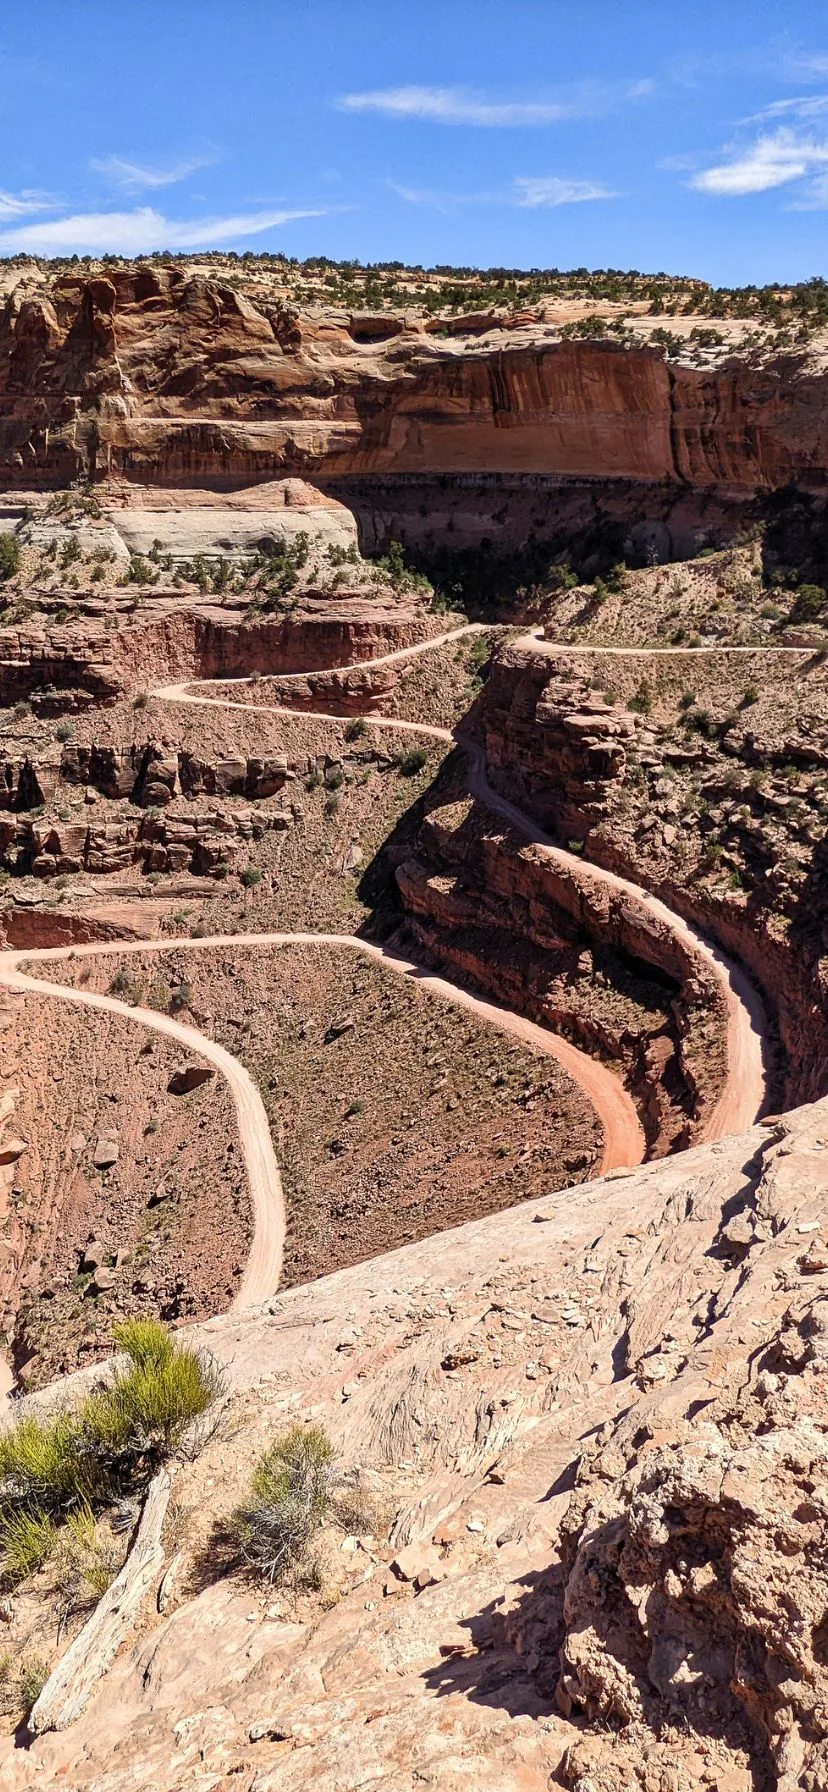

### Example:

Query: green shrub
xmin=344 ymin=717 xmax=368 ymax=741
xmin=82 ymin=1332 xmax=223 ymax=1467
xmin=0 ymin=1507 xmax=58 ymax=1585
xmin=169 ymin=981 xmax=192 ymax=1012
xmin=55 ymin=721 xmax=73 ymax=743
xmin=240 ymin=866 xmax=261 ymax=888
xmin=17 ymin=1655 xmax=48 ymax=1714
xmin=0 ymin=1322 xmax=222 ymax=1564
xmin=325 ymin=767 xmax=345 ymax=791
xmin=398 ymin=748 xmax=428 ymax=777
xmin=791 ymin=582 xmax=827 ymax=623
xmin=0 ymin=1411 xmax=93 ymax=1513
xmin=629 ymin=681 xmax=653 ymax=716
xmin=51 ymin=1504 xmax=120 ymax=1613
xmin=108 ymin=967 xmax=142 ymax=1004
xmin=0 ymin=535 xmax=21 ymax=581
xmin=133 ymin=691 xmax=149 ymax=709
xmin=112 ymin=1317 xmax=174 ymax=1370
xmin=232 ymin=1423 xmax=335 ymax=1582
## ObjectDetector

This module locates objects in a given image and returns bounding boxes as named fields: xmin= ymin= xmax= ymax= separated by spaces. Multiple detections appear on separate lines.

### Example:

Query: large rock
xmin=167 ymin=1064 xmax=215 ymax=1095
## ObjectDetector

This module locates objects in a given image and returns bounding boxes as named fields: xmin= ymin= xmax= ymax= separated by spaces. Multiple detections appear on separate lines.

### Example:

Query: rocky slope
xmin=2 ymin=1096 xmax=827 ymax=1791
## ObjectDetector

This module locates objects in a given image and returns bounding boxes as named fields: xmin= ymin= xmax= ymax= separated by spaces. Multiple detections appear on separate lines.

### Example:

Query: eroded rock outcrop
xmin=3 ymin=270 xmax=828 ymax=531
xmin=395 ymin=790 xmax=727 ymax=1152
xmin=2 ymin=1096 xmax=827 ymax=1791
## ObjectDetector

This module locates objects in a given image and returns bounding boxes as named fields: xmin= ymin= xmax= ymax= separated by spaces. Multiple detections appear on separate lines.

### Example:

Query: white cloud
xmin=514 ymin=176 xmax=617 ymax=207
xmin=746 ymin=93 xmax=828 ymax=123
xmin=791 ymin=170 xmax=828 ymax=209
xmin=388 ymin=174 xmax=616 ymax=210
xmin=781 ymin=52 xmax=828 ymax=84
xmin=339 ymin=80 xmax=652 ymax=127
xmin=0 ymin=188 xmax=55 ymax=218
xmin=90 ymin=152 xmax=219 ymax=193
xmin=0 ymin=205 xmax=326 ymax=255
xmin=387 ymin=181 xmax=462 ymax=210
xmin=691 ymin=129 xmax=828 ymax=195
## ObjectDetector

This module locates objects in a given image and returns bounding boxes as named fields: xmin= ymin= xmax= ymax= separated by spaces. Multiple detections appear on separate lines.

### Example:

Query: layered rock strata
xmin=395 ymin=791 xmax=726 ymax=1153
xmin=475 ymin=640 xmax=827 ymax=1104
xmin=3 ymin=268 xmax=828 ymax=505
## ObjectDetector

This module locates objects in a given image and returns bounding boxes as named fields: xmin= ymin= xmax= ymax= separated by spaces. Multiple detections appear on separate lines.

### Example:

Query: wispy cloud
xmin=0 ymin=188 xmax=56 ymax=218
xmin=746 ymin=93 xmax=828 ymax=124
xmin=387 ymin=181 xmax=469 ymax=212
xmin=690 ymin=128 xmax=828 ymax=195
xmin=514 ymin=176 xmax=617 ymax=207
xmin=390 ymin=175 xmax=617 ymax=210
xmin=0 ymin=205 xmax=326 ymax=255
xmin=780 ymin=52 xmax=828 ymax=85
xmin=339 ymin=80 xmax=652 ymax=127
xmin=90 ymin=151 xmax=220 ymax=193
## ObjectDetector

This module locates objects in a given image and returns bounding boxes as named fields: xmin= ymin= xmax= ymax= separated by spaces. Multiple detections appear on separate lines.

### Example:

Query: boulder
xmin=92 ymin=1136 xmax=119 ymax=1169
xmin=167 ymin=1065 xmax=215 ymax=1095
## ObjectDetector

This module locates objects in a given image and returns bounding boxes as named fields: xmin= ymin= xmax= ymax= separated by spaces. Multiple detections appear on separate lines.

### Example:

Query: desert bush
xmin=331 ymin=1469 xmax=387 ymax=1539
xmin=344 ymin=717 xmax=368 ymax=741
xmin=0 ymin=535 xmax=21 ymax=581
xmin=0 ymin=1507 xmax=59 ymax=1586
xmin=82 ymin=1323 xmax=223 ymax=1470
xmin=0 ymin=1411 xmax=93 ymax=1514
xmin=240 ymin=866 xmax=261 ymax=888
xmin=629 ymin=681 xmax=653 ymax=716
xmin=169 ymin=981 xmax=192 ymax=1012
xmin=791 ymin=583 xmax=827 ymax=623
xmin=325 ymin=767 xmax=345 ymax=791
xmin=398 ymin=747 xmax=428 ymax=776
xmin=17 ymin=1655 xmax=48 ymax=1714
xmin=55 ymin=720 xmax=73 ymax=743
xmin=0 ymin=1321 xmax=222 ymax=1558
xmin=51 ymin=1503 xmax=121 ymax=1618
xmin=133 ymin=691 xmax=149 ymax=709
xmin=232 ymin=1423 xmax=335 ymax=1583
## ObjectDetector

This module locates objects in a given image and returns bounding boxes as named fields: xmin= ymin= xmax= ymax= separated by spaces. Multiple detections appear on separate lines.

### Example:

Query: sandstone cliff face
xmin=394 ymin=788 xmax=727 ymax=1154
xmin=0 ymin=600 xmax=442 ymax=709
xmin=3 ymin=268 xmax=828 ymax=506
xmin=475 ymin=641 xmax=828 ymax=1107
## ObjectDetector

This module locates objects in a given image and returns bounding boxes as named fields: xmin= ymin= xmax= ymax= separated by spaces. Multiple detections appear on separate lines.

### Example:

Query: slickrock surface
xmin=2 ymin=1098 xmax=827 ymax=1790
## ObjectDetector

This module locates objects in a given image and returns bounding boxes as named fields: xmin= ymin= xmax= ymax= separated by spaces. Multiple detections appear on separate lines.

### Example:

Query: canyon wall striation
xmin=3 ymin=268 xmax=828 ymax=554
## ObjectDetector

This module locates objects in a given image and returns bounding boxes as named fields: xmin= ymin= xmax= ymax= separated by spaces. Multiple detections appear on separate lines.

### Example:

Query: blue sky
xmin=2 ymin=1 xmax=828 ymax=283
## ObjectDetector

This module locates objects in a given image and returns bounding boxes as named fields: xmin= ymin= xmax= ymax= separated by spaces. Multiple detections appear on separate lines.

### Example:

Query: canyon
xmin=0 ymin=256 xmax=825 ymax=1791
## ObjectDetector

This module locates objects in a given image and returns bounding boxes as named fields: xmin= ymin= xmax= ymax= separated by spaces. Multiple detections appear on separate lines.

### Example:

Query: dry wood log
xmin=28 ymin=1467 xmax=171 ymax=1736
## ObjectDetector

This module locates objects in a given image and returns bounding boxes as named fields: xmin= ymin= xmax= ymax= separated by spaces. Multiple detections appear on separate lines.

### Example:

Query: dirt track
xmin=0 ymin=930 xmax=644 ymax=1320
xmin=0 ymin=626 xmax=770 ymax=1333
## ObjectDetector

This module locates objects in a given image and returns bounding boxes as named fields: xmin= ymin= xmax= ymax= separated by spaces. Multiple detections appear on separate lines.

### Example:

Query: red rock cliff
xmin=2 ymin=267 xmax=828 ymax=497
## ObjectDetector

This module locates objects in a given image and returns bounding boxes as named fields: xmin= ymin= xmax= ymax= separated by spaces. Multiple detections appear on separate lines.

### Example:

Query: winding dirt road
xmin=0 ymin=623 xmax=772 ymax=1329
xmin=0 ymin=928 xmax=644 ymax=1317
